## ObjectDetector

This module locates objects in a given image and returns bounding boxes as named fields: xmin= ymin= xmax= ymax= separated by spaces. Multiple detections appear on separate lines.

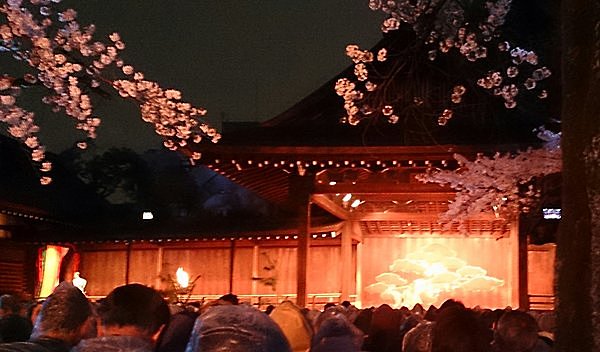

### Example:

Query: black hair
xmin=0 ymin=294 xmax=20 ymax=314
xmin=323 ymin=303 xmax=336 ymax=310
xmin=97 ymin=283 xmax=169 ymax=334
xmin=438 ymin=299 xmax=465 ymax=313
xmin=264 ymin=305 xmax=275 ymax=315
xmin=218 ymin=293 xmax=239 ymax=305
xmin=432 ymin=306 xmax=490 ymax=352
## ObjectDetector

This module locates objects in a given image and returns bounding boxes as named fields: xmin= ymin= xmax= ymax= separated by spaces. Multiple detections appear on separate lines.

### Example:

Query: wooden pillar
xmin=517 ymin=218 xmax=529 ymax=309
xmin=229 ymin=239 xmax=235 ymax=293
xmin=251 ymin=245 xmax=259 ymax=295
xmin=296 ymin=200 xmax=311 ymax=307
xmin=341 ymin=221 xmax=354 ymax=302
xmin=289 ymin=175 xmax=314 ymax=308
xmin=356 ymin=241 xmax=363 ymax=308
xmin=156 ymin=247 xmax=163 ymax=276
xmin=125 ymin=242 xmax=131 ymax=284
xmin=155 ymin=246 xmax=163 ymax=289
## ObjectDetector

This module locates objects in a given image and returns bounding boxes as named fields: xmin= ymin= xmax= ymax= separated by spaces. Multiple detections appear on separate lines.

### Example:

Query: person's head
xmin=31 ymin=282 xmax=94 ymax=346
xmin=536 ymin=311 xmax=555 ymax=336
xmin=424 ymin=305 xmax=439 ymax=322
xmin=493 ymin=310 xmax=539 ymax=352
xmin=411 ymin=303 xmax=426 ymax=317
xmin=478 ymin=308 xmax=503 ymax=330
xmin=0 ymin=294 xmax=20 ymax=317
xmin=323 ymin=303 xmax=336 ymax=311
xmin=217 ymin=293 xmax=239 ymax=305
xmin=97 ymin=283 xmax=169 ymax=343
xmin=269 ymin=301 xmax=313 ymax=352
xmin=311 ymin=312 xmax=363 ymax=352
xmin=264 ymin=305 xmax=275 ymax=315
xmin=432 ymin=306 xmax=490 ymax=352
xmin=402 ymin=321 xmax=434 ymax=352
xmin=185 ymin=304 xmax=291 ymax=352
xmin=156 ymin=310 xmax=198 ymax=352
xmin=438 ymin=299 xmax=465 ymax=313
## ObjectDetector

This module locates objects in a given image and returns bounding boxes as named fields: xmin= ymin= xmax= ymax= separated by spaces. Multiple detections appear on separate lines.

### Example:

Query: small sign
xmin=542 ymin=208 xmax=561 ymax=220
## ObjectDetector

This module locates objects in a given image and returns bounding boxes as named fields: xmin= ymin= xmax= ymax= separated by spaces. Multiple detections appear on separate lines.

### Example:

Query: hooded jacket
xmin=269 ymin=301 xmax=312 ymax=352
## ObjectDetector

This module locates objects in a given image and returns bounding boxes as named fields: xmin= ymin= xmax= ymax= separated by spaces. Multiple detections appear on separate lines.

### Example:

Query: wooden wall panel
xmin=79 ymin=251 xmax=126 ymax=296
xmin=128 ymin=249 xmax=159 ymax=287
xmin=162 ymin=248 xmax=230 ymax=295
xmin=0 ymin=243 xmax=28 ymax=297
xmin=78 ymin=243 xmax=352 ymax=300
xmin=231 ymin=247 xmax=254 ymax=294
xmin=307 ymin=246 xmax=342 ymax=293
xmin=526 ymin=244 xmax=555 ymax=310
xmin=0 ymin=262 xmax=25 ymax=295
xmin=257 ymin=247 xmax=297 ymax=295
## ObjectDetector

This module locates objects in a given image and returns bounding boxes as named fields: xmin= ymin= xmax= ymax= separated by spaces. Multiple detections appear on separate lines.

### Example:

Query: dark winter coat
xmin=0 ymin=315 xmax=32 ymax=343
xmin=72 ymin=336 xmax=154 ymax=352
xmin=0 ymin=337 xmax=70 ymax=352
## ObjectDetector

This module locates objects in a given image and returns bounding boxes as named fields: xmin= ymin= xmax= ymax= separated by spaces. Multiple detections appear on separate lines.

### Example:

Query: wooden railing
xmin=528 ymin=294 xmax=555 ymax=311
xmin=88 ymin=292 xmax=357 ymax=310
xmin=0 ymin=261 xmax=25 ymax=296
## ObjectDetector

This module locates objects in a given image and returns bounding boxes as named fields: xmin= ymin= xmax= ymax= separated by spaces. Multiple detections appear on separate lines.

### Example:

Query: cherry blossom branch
xmin=0 ymin=0 xmax=218 ymax=184
xmin=416 ymin=143 xmax=562 ymax=224
xmin=337 ymin=0 xmax=552 ymax=127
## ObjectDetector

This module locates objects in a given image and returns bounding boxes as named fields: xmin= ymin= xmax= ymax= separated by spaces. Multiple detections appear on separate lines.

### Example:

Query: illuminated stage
xmin=30 ymin=147 xmax=552 ymax=310
xmin=35 ymin=221 xmax=545 ymax=311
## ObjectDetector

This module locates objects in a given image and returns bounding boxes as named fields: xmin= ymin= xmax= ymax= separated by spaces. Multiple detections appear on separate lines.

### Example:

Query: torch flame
xmin=176 ymin=267 xmax=189 ymax=288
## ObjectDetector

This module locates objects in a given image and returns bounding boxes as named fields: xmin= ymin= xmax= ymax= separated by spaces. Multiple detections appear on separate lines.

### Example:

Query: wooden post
xmin=229 ymin=239 xmax=235 ymax=293
xmin=125 ymin=242 xmax=131 ymax=284
xmin=296 ymin=199 xmax=311 ymax=307
xmin=341 ymin=221 xmax=354 ymax=302
xmin=252 ymin=245 xmax=259 ymax=295
xmin=356 ymin=241 xmax=363 ymax=308
xmin=289 ymin=174 xmax=314 ymax=308
xmin=517 ymin=219 xmax=529 ymax=309
xmin=155 ymin=246 xmax=163 ymax=289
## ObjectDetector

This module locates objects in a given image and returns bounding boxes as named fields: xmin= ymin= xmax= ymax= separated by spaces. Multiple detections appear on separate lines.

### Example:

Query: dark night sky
xmin=31 ymin=1 xmax=384 ymax=153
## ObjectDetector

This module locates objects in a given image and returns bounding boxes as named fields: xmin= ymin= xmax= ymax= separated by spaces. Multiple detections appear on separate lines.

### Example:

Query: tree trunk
xmin=557 ymin=0 xmax=600 ymax=350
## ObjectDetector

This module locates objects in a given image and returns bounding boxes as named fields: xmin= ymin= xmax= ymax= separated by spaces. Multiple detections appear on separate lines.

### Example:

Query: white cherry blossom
xmin=0 ymin=0 xmax=218 ymax=184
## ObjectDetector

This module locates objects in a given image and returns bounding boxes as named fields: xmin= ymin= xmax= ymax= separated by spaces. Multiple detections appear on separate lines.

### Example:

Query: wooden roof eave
xmin=185 ymin=143 xmax=533 ymax=163
xmin=45 ymin=221 xmax=347 ymax=246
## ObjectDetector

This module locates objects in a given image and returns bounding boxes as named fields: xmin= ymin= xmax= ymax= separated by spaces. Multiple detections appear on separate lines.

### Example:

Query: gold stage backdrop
xmin=360 ymin=235 xmax=519 ymax=309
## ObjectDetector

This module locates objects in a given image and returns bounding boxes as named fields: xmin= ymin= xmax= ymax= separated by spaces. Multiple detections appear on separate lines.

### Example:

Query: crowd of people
xmin=0 ymin=283 xmax=555 ymax=352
